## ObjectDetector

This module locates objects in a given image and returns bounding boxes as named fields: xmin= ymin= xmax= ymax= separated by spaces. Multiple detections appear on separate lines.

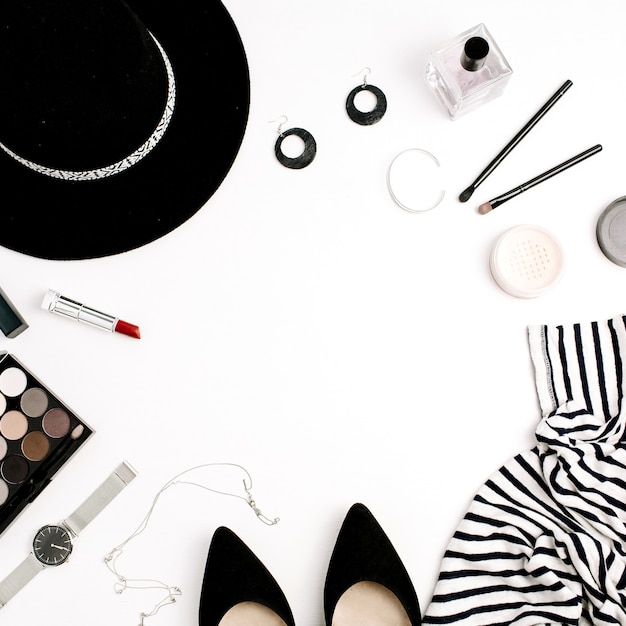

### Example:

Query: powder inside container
xmin=22 ymin=431 xmax=50 ymax=462
xmin=0 ymin=411 xmax=28 ymax=440
xmin=0 ymin=480 xmax=8 ymax=505
xmin=0 ymin=437 xmax=6 ymax=460
xmin=42 ymin=408 xmax=71 ymax=438
xmin=20 ymin=387 xmax=49 ymax=418
xmin=0 ymin=367 xmax=27 ymax=397
xmin=1 ymin=455 xmax=29 ymax=484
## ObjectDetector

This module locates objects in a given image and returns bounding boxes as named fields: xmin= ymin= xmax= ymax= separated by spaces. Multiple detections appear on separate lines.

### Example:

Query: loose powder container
xmin=489 ymin=224 xmax=564 ymax=298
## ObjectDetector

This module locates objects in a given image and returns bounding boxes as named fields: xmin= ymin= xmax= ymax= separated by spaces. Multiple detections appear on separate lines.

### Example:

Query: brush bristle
xmin=478 ymin=202 xmax=493 ymax=215
xmin=458 ymin=186 xmax=474 ymax=203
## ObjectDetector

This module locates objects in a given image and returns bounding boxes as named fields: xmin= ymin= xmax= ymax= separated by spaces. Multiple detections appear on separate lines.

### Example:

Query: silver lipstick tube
xmin=42 ymin=290 xmax=117 ymax=332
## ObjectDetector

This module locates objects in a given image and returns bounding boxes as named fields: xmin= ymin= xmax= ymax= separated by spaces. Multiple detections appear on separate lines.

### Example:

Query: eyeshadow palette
xmin=0 ymin=352 xmax=93 ymax=535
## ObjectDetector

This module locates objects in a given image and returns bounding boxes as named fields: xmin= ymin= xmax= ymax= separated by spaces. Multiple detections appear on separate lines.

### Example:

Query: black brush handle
xmin=490 ymin=144 xmax=603 ymax=209
xmin=459 ymin=79 xmax=573 ymax=202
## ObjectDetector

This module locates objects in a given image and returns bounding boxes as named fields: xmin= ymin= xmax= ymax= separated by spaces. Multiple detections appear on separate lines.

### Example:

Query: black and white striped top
xmin=423 ymin=316 xmax=626 ymax=625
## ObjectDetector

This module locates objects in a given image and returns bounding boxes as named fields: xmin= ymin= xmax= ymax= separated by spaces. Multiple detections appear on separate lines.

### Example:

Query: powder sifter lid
xmin=489 ymin=224 xmax=564 ymax=298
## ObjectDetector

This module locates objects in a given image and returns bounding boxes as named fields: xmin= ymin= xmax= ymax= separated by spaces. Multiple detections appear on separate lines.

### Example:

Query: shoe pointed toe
xmin=324 ymin=503 xmax=421 ymax=626
xmin=200 ymin=526 xmax=295 ymax=626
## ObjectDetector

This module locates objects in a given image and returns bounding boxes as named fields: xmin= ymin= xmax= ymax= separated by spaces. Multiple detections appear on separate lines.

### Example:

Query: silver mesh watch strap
xmin=0 ymin=554 xmax=44 ymax=607
xmin=0 ymin=461 xmax=136 ymax=609
xmin=63 ymin=461 xmax=137 ymax=536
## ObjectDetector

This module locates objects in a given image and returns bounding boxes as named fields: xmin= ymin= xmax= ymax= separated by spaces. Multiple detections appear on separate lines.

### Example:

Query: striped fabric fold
xmin=423 ymin=316 xmax=626 ymax=625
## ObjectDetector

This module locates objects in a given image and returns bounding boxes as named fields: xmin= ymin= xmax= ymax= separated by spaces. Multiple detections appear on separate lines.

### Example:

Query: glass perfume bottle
xmin=425 ymin=23 xmax=513 ymax=120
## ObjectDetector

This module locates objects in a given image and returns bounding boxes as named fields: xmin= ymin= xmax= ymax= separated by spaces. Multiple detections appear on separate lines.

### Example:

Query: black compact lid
xmin=597 ymin=196 xmax=626 ymax=267
xmin=0 ymin=288 xmax=28 ymax=338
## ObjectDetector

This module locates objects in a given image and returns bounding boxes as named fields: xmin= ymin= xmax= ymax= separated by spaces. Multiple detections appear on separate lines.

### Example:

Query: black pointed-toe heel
xmin=324 ymin=503 xmax=421 ymax=626
xmin=200 ymin=526 xmax=295 ymax=626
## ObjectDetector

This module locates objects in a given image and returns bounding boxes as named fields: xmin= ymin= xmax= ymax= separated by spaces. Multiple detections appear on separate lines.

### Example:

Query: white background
xmin=1 ymin=1 xmax=625 ymax=624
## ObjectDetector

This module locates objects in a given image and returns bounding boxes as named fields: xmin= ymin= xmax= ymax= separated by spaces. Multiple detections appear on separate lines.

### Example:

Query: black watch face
xmin=33 ymin=525 xmax=73 ymax=566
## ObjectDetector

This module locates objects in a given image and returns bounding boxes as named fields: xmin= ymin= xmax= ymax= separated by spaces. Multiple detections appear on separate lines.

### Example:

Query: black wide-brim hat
xmin=0 ymin=0 xmax=249 ymax=260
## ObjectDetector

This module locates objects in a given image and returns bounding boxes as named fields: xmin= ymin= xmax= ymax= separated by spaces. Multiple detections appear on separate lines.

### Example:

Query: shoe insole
xmin=220 ymin=601 xmax=289 ymax=626
xmin=333 ymin=581 xmax=411 ymax=626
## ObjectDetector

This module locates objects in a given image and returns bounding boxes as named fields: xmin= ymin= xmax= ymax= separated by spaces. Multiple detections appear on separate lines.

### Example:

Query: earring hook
xmin=268 ymin=115 xmax=288 ymax=136
xmin=352 ymin=67 xmax=371 ymax=86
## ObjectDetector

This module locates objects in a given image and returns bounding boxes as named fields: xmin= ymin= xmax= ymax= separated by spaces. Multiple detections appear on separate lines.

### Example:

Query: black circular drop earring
xmin=346 ymin=68 xmax=387 ymax=126
xmin=272 ymin=117 xmax=316 ymax=169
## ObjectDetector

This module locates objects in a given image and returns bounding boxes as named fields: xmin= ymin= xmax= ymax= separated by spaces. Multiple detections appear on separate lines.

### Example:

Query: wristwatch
xmin=0 ymin=460 xmax=137 ymax=607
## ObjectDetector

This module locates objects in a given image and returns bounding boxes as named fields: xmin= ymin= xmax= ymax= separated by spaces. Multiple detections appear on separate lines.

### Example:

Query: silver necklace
xmin=104 ymin=462 xmax=279 ymax=625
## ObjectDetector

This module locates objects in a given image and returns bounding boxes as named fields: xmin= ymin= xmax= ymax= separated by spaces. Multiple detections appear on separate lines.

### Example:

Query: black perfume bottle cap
xmin=461 ymin=36 xmax=490 ymax=71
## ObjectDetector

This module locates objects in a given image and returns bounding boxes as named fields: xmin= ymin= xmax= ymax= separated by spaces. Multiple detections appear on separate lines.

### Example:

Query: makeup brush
xmin=459 ymin=79 xmax=573 ymax=203
xmin=477 ymin=144 xmax=602 ymax=215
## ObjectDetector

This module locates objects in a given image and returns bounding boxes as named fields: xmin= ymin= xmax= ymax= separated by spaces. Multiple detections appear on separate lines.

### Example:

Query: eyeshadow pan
xmin=0 ymin=393 xmax=6 ymax=416
xmin=1 ymin=454 xmax=29 ymax=484
xmin=0 ymin=437 xmax=6 ymax=460
xmin=42 ymin=408 xmax=71 ymax=438
xmin=20 ymin=387 xmax=49 ymax=418
xmin=0 ymin=480 xmax=7 ymax=505
xmin=0 ymin=367 xmax=28 ymax=397
xmin=0 ymin=411 xmax=28 ymax=440
xmin=22 ymin=431 xmax=50 ymax=462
